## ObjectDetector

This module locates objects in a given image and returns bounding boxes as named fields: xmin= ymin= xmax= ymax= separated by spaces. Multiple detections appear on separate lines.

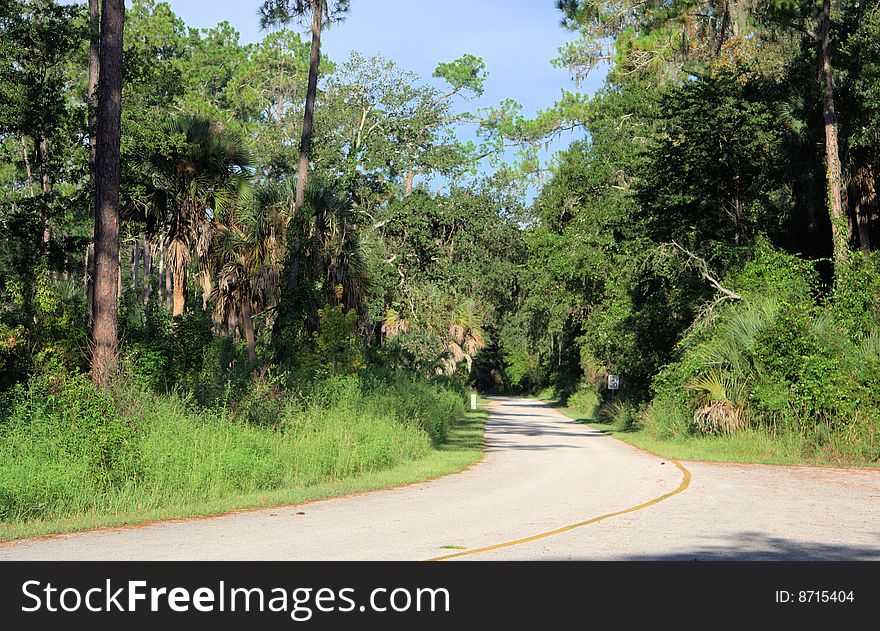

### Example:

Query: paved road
xmin=2 ymin=397 xmax=879 ymax=560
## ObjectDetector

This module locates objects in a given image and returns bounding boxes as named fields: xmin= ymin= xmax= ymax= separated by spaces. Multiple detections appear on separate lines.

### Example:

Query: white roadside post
xmin=470 ymin=393 xmax=477 ymax=410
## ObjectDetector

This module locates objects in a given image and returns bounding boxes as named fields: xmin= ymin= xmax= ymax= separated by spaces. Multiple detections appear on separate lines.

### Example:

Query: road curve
xmin=2 ymin=397 xmax=879 ymax=560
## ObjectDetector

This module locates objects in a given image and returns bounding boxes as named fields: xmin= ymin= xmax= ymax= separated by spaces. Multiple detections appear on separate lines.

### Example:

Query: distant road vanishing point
xmin=3 ymin=397 xmax=879 ymax=561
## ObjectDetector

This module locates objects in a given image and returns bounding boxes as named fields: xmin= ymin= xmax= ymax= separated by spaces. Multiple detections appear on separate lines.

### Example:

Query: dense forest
xmin=1 ymin=0 xmax=879 ymax=530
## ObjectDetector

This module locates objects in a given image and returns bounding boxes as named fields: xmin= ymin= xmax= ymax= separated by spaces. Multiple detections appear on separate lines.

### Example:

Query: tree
xmin=85 ymin=0 xmax=99 ymax=326
xmin=209 ymin=185 xmax=287 ymax=364
xmin=91 ymin=0 xmax=124 ymax=387
xmin=226 ymin=29 xmax=316 ymax=178
xmin=139 ymin=115 xmax=252 ymax=317
xmin=259 ymin=0 xmax=350 ymax=343
xmin=554 ymin=0 xmax=796 ymax=83
xmin=639 ymin=74 xmax=787 ymax=248
xmin=756 ymin=0 xmax=870 ymax=271
xmin=838 ymin=3 xmax=880 ymax=254
xmin=817 ymin=0 xmax=846 ymax=269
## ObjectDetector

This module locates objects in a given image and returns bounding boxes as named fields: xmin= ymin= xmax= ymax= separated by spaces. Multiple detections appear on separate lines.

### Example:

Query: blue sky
xmin=167 ymin=0 xmax=602 ymax=119
xmin=166 ymin=1 xmax=606 ymax=184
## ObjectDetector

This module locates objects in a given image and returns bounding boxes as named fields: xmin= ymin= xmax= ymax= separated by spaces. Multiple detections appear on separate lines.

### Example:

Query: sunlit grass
xmin=0 ymin=389 xmax=488 ymax=542
xmin=554 ymin=400 xmax=879 ymax=468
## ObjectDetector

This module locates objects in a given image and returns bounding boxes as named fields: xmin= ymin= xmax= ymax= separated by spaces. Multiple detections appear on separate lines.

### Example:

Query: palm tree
xmin=259 ymin=0 xmax=351 ymax=333
xmin=91 ymin=0 xmax=124 ymax=388
xmin=304 ymin=184 xmax=369 ymax=316
xmin=442 ymin=299 xmax=485 ymax=376
xmin=208 ymin=185 xmax=287 ymax=364
xmin=140 ymin=115 xmax=252 ymax=317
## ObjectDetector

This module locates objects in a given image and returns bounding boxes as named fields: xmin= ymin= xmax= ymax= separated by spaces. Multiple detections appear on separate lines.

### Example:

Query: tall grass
xmin=0 ymin=372 xmax=465 ymax=525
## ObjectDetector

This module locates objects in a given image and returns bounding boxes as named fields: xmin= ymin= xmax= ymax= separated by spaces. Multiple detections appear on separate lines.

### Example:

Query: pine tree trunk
xmin=294 ymin=3 xmax=323 ymax=214
xmin=90 ymin=0 xmax=124 ymax=388
xmin=279 ymin=1 xmax=324 ymax=340
xmin=131 ymin=239 xmax=139 ymax=291
xmin=819 ymin=0 xmax=847 ymax=270
xmin=86 ymin=0 xmax=100 ymax=327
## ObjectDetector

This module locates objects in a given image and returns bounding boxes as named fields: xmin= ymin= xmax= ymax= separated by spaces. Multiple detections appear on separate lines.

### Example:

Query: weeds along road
xmin=2 ymin=397 xmax=879 ymax=560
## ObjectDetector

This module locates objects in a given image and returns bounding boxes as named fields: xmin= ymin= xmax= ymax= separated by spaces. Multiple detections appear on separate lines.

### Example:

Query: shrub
xmin=647 ymin=244 xmax=880 ymax=455
xmin=1 ymin=373 xmax=137 ymax=485
xmin=311 ymin=305 xmax=365 ymax=375
xmin=567 ymin=382 xmax=599 ymax=417
xmin=0 ymin=373 xmax=139 ymax=521
xmin=595 ymin=399 xmax=639 ymax=430
xmin=828 ymin=251 xmax=880 ymax=340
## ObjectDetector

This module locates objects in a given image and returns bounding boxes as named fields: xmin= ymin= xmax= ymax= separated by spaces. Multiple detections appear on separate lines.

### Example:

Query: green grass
xmin=0 ymin=374 xmax=488 ymax=541
xmin=553 ymin=399 xmax=879 ymax=469
xmin=0 ymin=402 xmax=487 ymax=542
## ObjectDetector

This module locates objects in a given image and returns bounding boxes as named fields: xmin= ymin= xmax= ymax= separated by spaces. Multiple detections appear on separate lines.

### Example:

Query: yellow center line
xmin=427 ymin=460 xmax=691 ymax=561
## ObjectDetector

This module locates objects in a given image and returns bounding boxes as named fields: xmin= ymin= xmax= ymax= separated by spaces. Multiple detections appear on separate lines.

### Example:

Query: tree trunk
xmin=404 ymin=170 xmax=415 ymax=197
xmin=855 ymin=163 xmax=874 ymax=254
xmin=172 ymin=257 xmax=186 ymax=317
xmin=819 ymin=0 xmax=847 ymax=270
xmin=164 ymin=257 xmax=173 ymax=310
xmin=21 ymin=137 xmax=34 ymax=197
xmin=241 ymin=299 xmax=257 ymax=364
xmin=294 ymin=3 xmax=323 ymax=214
xmin=39 ymin=135 xmax=50 ymax=244
xmin=131 ymin=239 xmax=140 ymax=291
xmin=280 ymin=3 xmax=323 ymax=334
xmin=90 ymin=0 xmax=124 ymax=388
xmin=201 ymin=269 xmax=212 ymax=309
xmin=86 ymin=0 xmax=99 ymax=327
xmin=141 ymin=234 xmax=153 ymax=303
xmin=157 ymin=240 xmax=165 ymax=303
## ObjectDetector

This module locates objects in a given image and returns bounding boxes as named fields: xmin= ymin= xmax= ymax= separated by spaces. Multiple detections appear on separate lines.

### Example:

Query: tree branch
xmin=668 ymin=241 xmax=742 ymax=301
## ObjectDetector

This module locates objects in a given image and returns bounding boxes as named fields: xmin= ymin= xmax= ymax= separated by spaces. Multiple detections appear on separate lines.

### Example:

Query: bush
xmin=0 ymin=373 xmax=139 ymax=521
xmin=1 ymin=373 xmax=137 ymax=485
xmin=595 ymin=399 xmax=639 ymax=430
xmin=828 ymin=251 xmax=880 ymax=339
xmin=567 ymin=382 xmax=599 ymax=418
xmin=311 ymin=305 xmax=365 ymax=375
xmin=645 ymin=245 xmax=880 ymax=459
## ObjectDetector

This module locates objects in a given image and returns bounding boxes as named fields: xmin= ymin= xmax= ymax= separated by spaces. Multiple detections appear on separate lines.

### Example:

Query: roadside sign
xmin=470 ymin=393 xmax=477 ymax=410
xmin=607 ymin=375 xmax=620 ymax=390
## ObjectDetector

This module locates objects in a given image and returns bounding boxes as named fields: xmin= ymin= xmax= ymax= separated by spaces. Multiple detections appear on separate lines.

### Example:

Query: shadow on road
xmin=545 ymin=531 xmax=880 ymax=561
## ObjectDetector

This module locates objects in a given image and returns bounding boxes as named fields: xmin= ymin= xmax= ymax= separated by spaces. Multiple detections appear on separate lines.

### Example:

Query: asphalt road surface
xmin=2 ymin=397 xmax=879 ymax=560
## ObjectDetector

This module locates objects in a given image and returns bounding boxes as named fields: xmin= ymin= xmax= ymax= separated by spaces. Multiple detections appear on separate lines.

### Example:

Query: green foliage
xmin=433 ymin=54 xmax=487 ymax=96
xmin=646 ymin=246 xmax=879 ymax=457
xmin=312 ymin=304 xmax=365 ymax=375
xmin=827 ymin=251 xmax=880 ymax=339
xmin=0 ymin=370 xmax=464 ymax=524
xmin=567 ymin=381 xmax=600 ymax=418
xmin=639 ymin=74 xmax=789 ymax=247
xmin=0 ymin=373 xmax=137 ymax=520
